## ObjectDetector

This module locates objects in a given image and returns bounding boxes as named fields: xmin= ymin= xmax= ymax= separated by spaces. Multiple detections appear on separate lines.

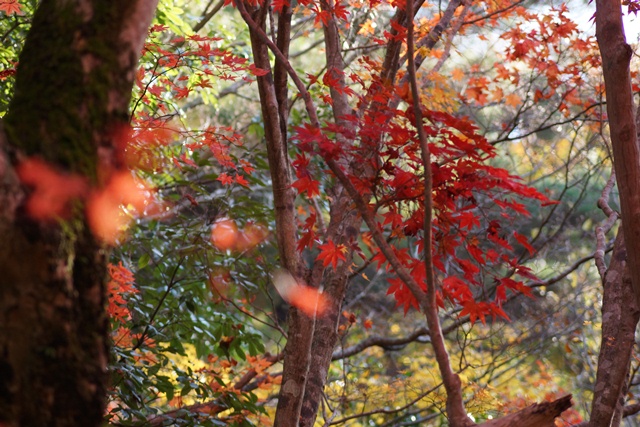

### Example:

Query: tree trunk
xmin=587 ymin=2 xmax=640 ymax=425
xmin=0 ymin=1 xmax=157 ymax=426
xmin=588 ymin=228 xmax=640 ymax=425
xmin=595 ymin=0 xmax=640 ymax=306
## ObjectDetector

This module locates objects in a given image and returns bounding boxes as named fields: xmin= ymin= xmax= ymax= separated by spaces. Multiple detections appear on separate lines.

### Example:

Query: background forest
xmin=1 ymin=0 xmax=640 ymax=426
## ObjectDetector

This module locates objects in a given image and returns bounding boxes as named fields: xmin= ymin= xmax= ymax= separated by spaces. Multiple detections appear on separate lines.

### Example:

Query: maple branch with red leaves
xmin=406 ymin=0 xmax=471 ymax=424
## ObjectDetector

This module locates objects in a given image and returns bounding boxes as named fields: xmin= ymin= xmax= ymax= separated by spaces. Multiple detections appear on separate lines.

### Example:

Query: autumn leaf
xmin=272 ymin=269 xmax=328 ymax=317
xmin=217 ymin=172 xmax=234 ymax=185
xmin=107 ymin=262 xmax=138 ymax=323
xmin=0 ymin=0 xmax=22 ymax=15
xmin=16 ymin=158 xmax=88 ymax=221
xmin=248 ymin=63 xmax=270 ymax=76
xmin=317 ymin=240 xmax=347 ymax=269
xmin=235 ymin=222 xmax=269 ymax=251
xmin=292 ymin=176 xmax=320 ymax=197
xmin=459 ymin=300 xmax=487 ymax=325
xmin=451 ymin=68 xmax=465 ymax=81
xmin=513 ymin=231 xmax=536 ymax=255
xmin=211 ymin=218 xmax=239 ymax=251
xmin=272 ymin=0 xmax=290 ymax=13
xmin=86 ymin=172 xmax=154 ymax=245
xmin=235 ymin=174 xmax=250 ymax=187
xmin=505 ymin=93 xmax=521 ymax=108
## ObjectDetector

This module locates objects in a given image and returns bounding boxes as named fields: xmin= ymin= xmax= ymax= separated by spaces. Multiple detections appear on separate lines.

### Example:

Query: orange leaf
xmin=287 ymin=285 xmax=328 ymax=317
xmin=505 ymin=93 xmax=521 ymax=108
xmin=210 ymin=218 xmax=239 ymax=251
xmin=272 ymin=270 xmax=328 ymax=317
xmin=86 ymin=172 xmax=153 ymax=244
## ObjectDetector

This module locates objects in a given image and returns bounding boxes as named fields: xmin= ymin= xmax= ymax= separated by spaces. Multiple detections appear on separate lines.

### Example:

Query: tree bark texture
xmin=588 ymin=231 xmax=640 ymax=427
xmin=595 ymin=0 xmax=640 ymax=307
xmin=0 ymin=1 xmax=157 ymax=426
xmin=480 ymin=395 xmax=573 ymax=427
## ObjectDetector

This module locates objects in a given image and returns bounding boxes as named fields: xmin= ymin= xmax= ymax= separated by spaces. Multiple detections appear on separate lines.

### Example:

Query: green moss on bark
xmin=4 ymin=0 xmax=138 ymax=180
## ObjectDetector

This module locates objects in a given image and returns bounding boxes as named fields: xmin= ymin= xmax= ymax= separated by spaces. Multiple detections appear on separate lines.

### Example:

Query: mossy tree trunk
xmin=0 ymin=1 xmax=158 ymax=426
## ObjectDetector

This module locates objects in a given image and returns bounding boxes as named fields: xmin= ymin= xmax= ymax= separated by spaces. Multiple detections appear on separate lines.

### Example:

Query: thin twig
xmin=131 ymin=258 xmax=184 ymax=352
xmin=595 ymin=171 xmax=619 ymax=279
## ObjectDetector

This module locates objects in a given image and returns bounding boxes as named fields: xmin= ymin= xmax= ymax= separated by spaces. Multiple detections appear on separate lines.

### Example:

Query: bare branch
xmin=595 ymin=171 xmax=619 ymax=279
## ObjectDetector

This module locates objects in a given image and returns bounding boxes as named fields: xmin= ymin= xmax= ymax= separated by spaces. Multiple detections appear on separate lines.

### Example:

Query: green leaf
xmin=138 ymin=253 xmax=151 ymax=269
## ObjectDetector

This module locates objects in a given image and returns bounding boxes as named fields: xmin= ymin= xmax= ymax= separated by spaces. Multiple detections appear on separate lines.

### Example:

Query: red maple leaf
xmin=292 ymin=176 xmax=320 ymax=197
xmin=317 ymin=240 xmax=347 ymax=269
xmin=513 ymin=231 xmax=536 ymax=255
xmin=235 ymin=174 xmax=250 ymax=187
xmin=0 ymin=0 xmax=22 ymax=15
xmin=272 ymin=0 xmax=290 ymax=13
xmin=459 ymin=300 xmax=488 ymax=325
xmin=217 ymin=172 xmax=234 ymax=185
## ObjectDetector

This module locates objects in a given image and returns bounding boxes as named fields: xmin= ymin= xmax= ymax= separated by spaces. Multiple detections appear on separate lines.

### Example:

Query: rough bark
xmin=595 ymin=0 xmax=640 ymax=307
xmin=0 ymin=1 xmax=157 ymax=426
xmin=274 ymin=1 xmax=380 ymax=424
xmin=586 ymin=3 xmax=640 ymax=425
xmin=588 ymin=210 xmax=640 ymax=424
xmin=296 ymin=204 xmax=360 ymax=427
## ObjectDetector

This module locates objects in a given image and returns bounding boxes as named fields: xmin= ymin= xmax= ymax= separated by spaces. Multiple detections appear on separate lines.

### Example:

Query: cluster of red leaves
xmin=106 ymin=262 xmax=156 ymax=357
xmin=130 ymin=26 xmax=258 ymax=185
xmin=291 ymin=153 xmax=320 ymax=197
xmin=107 ymin=262 xmax=138 ymax=323
xmin=493 ymin=5 xmax=600 ymax=116
xmin=376 ymin=108 xmax=549 ymax=318
xmin=283 ymin=1 xmax=598 ymax=323
xmin=291 ymin=63 xmax=553 ymax=321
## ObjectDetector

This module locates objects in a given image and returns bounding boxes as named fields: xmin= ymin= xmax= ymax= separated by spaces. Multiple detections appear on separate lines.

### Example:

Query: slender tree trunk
xmin=585 ymin=2 xmax=640 ymax=425
xmin=595 ymin=0 xmax=640 ymax=306
xmin=588 ymin=231 xmax=640 ymax=427
xmin=0 ymin=1 xmax=157 ymax=426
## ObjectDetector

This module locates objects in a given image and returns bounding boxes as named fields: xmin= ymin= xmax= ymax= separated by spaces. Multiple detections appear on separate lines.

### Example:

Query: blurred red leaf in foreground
xmin=272 ymin=269 xmax=328 ymax=317
xmin=16 ymin=158 xmax=88 ymax=221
